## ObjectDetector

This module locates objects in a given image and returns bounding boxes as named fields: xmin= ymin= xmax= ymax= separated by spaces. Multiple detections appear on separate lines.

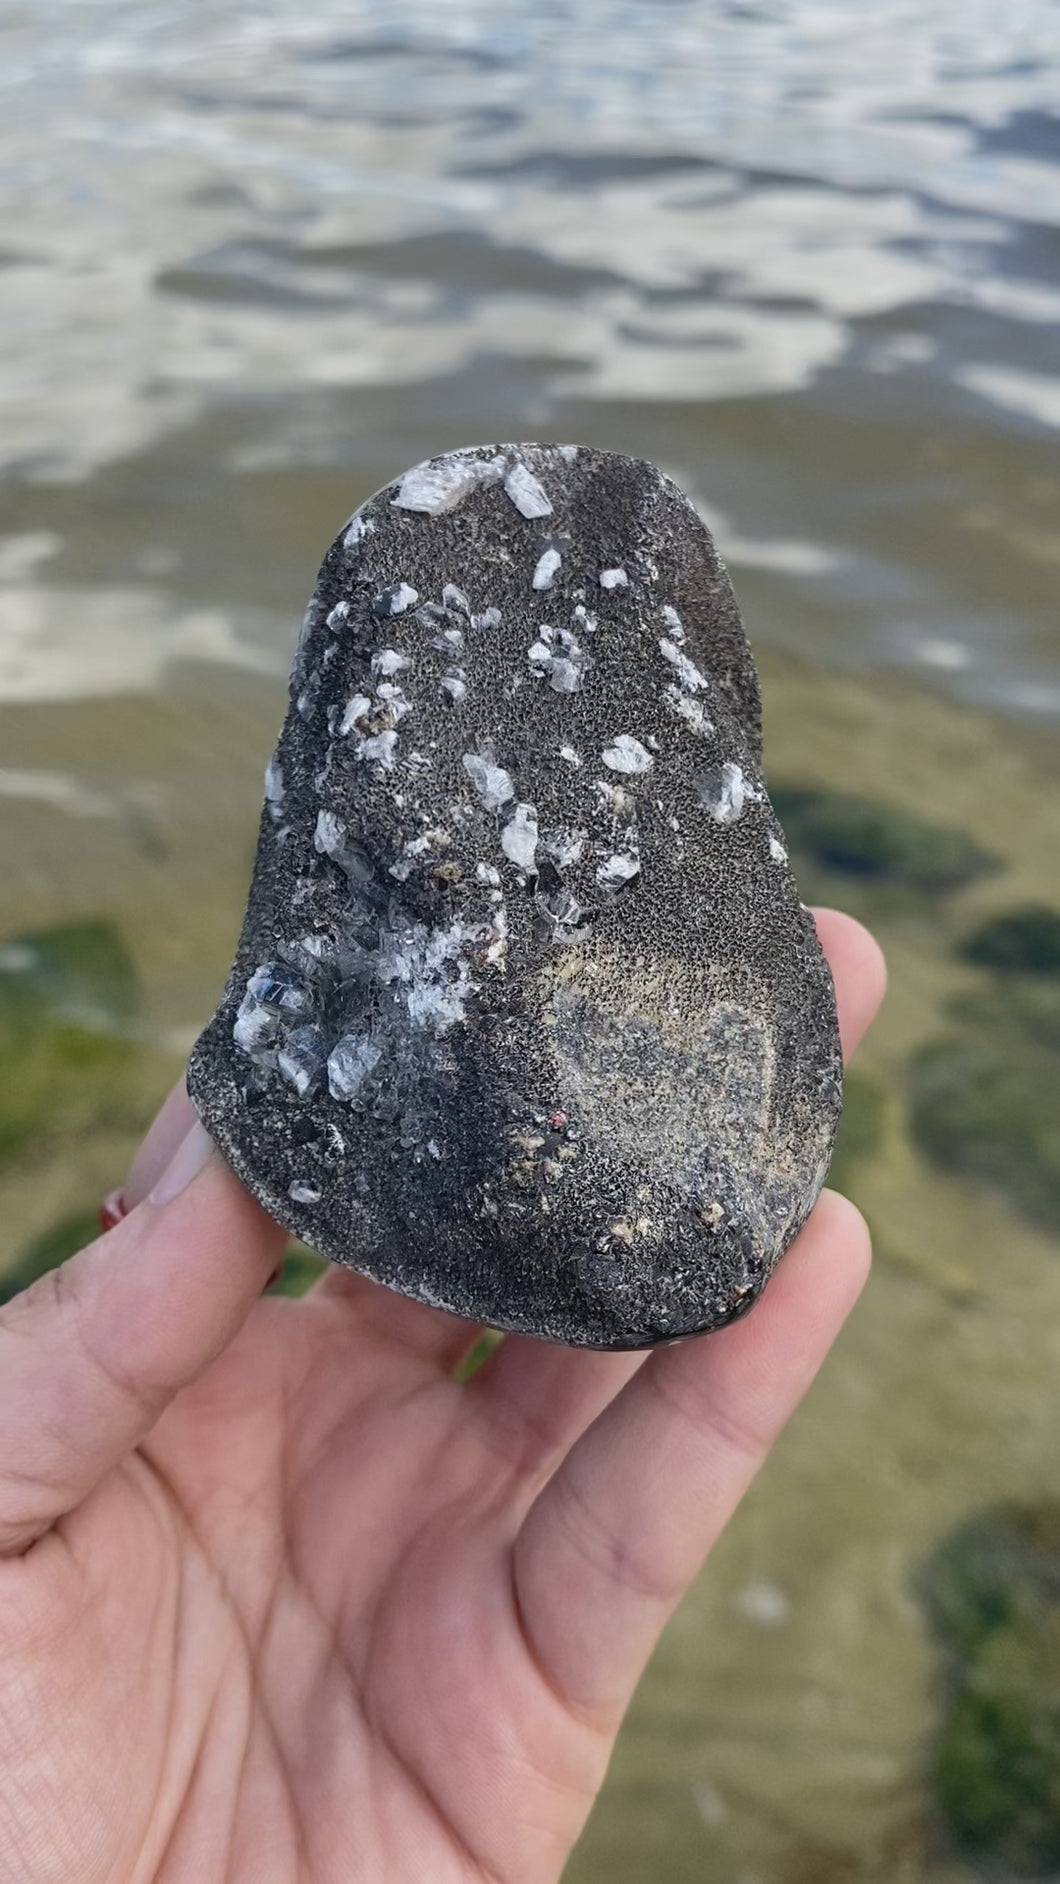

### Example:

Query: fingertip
xmin=810 ymin=907 xmax=887 ymax=1058
xmin=0 ymin=1131 xmax=287 ymax=1555
xmin=124 ymin=1076 xmax=198 ymax=1209
xmin=144 ymin=1140 xmax=287 ymax=1272
xmin=812 ymin=906 xmax=888 ymax=999
xmin=812 ymin=1185 xmax=873 ymax=1290
xmin=692 ymin=1189 xmax=872 ymax=1436
xmin=813 ymin=904 xmax=888 ymax=994
xmin=125 ymin=1095 xmax=284 ymax=1275
xmin=769 ymin=1190 xmax=872 ymax=1346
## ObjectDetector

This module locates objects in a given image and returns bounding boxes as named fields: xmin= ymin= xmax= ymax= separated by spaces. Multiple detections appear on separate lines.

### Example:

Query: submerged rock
xmin=187 ymin=443 xmax=842 ymax=1347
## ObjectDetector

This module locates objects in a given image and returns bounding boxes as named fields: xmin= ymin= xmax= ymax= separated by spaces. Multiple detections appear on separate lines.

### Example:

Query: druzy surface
xmin=187 ymin=444 xmax=842 ymax=1348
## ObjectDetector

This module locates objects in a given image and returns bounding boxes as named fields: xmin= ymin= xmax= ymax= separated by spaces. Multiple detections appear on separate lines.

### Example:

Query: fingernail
xmin=150 ymin=1121 xmax=217 ymax=1206
xmin=99 ymin=1188 xmax=128 ymax=1232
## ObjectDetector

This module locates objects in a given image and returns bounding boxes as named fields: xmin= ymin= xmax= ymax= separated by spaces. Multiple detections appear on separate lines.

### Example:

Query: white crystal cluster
xmin=241 ymin=443 xmax=782 ymax=1155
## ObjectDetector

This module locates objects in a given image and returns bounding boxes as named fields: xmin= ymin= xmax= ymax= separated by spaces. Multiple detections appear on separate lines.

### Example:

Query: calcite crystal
xmin=188 ymin=444 xmax=842 ymax=1348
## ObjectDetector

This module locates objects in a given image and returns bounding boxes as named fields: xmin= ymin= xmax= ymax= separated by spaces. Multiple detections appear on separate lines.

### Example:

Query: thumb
xmin=0 ymin=1123 xmax=285 ymax=1556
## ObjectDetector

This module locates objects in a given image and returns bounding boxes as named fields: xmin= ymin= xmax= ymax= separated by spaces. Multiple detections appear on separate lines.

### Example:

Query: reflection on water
xmin=1 ymin=3 xmax=1060 ymax=1878
xmin=4 ymin=0 xmax=1060 ymax=714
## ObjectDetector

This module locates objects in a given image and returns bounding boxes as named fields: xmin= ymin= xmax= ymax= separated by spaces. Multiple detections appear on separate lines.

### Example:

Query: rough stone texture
xmin=187 ymin=444 xmax=842 ymax=1348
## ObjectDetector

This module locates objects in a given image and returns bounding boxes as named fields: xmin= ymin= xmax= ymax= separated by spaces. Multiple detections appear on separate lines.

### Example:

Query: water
xmin=1 ymin=4 xmax=1059 ymax=1878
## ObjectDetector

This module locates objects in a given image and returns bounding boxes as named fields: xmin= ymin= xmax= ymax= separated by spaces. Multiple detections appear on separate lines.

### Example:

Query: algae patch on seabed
xmin=0 ymin=918 xmax=161 ymax=1296
xmin=909 ymin=1028 xmax=1060 ymax=1235
xmin=0 ymin=919 xmax=139 ymax=1163
xmin=960 ymin=906 xmax=1060 ymax=976
xmin=770 ymin=783 xmax=998 ymax=899
xmin=909 ymin=906 xmax=1060 ymax=1235
xmin=922 ymin=1502 xmax=1060 ymax=1877
xmin=0 ymin=905 xmax=329 ymax=1301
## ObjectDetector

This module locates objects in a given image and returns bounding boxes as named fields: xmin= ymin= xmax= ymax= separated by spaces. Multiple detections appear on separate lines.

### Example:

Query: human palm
xmin=0 ymin=911 xmax=884 ymax=1884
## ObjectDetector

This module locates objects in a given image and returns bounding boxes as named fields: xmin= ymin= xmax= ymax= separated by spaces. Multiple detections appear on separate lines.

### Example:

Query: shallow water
xmin=1 ymin=4 xmax=1059 ymax=1877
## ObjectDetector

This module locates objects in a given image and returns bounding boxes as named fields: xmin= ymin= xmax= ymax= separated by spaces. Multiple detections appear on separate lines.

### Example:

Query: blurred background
xmin=2 ymin=2 xmax=1059 ymax=1878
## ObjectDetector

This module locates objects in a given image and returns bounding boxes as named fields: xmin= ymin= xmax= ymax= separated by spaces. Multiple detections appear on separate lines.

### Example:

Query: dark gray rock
xmin=187 ymin=444 xmax=842 ymax=1348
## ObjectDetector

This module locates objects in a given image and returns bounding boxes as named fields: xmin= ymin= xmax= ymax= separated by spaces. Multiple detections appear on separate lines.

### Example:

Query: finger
xmin=469 ymin=1342 xmax=646 ymax=1488
xmin=123 ymin=1075 xmax=198 ymax=1208
xmin=124 ymin=1076 xmax=481 ymax=1361
xmin=511 ymin=1189 xmax=871 ymax=1729
xmin=468 ymin=912 xmax=884 ymax=1476
xmin=310 ymin=1264 xmax=485 ymax=1373
xmin=126 ymin=1083 xmax=480 ymax=1353
xmin=0 ymin=1124 xmax=286 ymax=1556
xmin=809 ymin=907 xmax=886 ymax=1058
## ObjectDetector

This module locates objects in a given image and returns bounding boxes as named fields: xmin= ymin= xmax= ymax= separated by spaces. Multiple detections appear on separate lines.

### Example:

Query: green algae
xmin=0 ymin=920 xmax=142 ymax=1165
xmin=908 ymin=1037 xmax=1060 ymax=1234
xmin=923 ymin=1503 xmax=1060 ymax=1876
xmin=264 ymin=1245 xmax=329 ymax=1297
xmin=827 ymin=1069 xmax=887 ymax=1202
xmin=909 ymin=906 xmax=1060 ymax=1233
xmin=770 ymin=786 xmax=998 ymax=895
xmin=959 ymin=907 xmax=1060 ymax=977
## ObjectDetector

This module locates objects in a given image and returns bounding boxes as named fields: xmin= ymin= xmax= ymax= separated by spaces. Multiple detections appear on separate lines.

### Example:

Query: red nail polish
xmin=99 ymin=1189 xmax=128 ymax=1232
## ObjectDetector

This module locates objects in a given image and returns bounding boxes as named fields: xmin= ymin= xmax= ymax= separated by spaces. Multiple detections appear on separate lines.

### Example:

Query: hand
xmin=0 ymin=910 xmax=885 ymax=1884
